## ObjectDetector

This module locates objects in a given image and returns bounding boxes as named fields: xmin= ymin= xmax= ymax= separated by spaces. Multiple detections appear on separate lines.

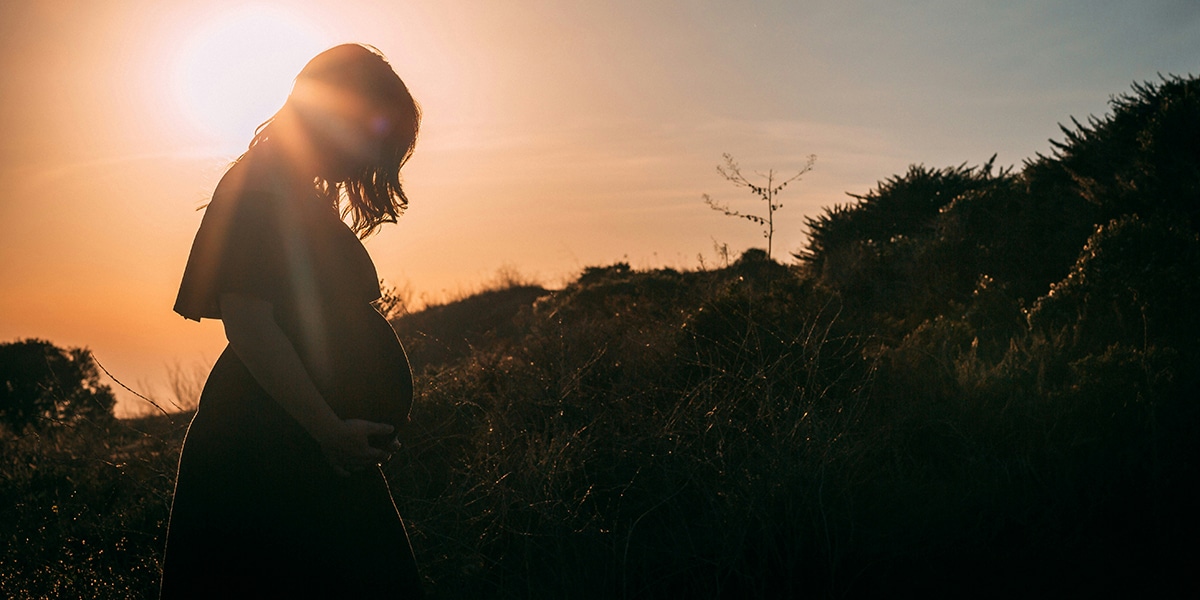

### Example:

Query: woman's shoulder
xmin=203 ymin=146 xmax=335 ymax=239
xmin=212 ymin=152 xmax=282 ymax=205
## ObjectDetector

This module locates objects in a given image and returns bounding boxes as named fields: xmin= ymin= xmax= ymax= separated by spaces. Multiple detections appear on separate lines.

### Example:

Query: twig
xmin=91 ymin=353 xmax=176 ymax=420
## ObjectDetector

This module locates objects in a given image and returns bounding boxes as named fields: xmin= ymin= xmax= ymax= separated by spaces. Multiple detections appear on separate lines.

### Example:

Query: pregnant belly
xmin=296 ymin=304 xmax=414 ymax=433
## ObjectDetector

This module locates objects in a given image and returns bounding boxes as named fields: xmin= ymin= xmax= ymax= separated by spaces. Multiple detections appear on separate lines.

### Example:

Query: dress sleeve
xmin=173 ymin=190 xmax=291 ymax=321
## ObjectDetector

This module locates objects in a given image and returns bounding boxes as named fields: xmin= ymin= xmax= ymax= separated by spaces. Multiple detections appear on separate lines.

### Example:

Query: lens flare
xmin=172 ymin=5 xmax=328 ymax=149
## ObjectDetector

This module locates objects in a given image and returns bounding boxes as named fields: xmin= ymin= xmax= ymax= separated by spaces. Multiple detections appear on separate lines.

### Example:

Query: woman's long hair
xmin=247 ymin=44 xmax=421 ymax=238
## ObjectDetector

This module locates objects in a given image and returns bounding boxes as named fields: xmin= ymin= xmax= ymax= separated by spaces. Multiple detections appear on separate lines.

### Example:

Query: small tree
xmin=0 ymin=338 xmax=116 ymax=431
xmin=703 ymin=153 xmax=816 ymax=259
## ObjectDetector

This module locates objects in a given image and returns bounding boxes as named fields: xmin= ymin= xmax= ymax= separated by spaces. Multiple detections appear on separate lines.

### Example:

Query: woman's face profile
xmin=292 ymin=79 xmax=395 ymax=179
xmin=311 ymin=107 xmax=390 ymax=178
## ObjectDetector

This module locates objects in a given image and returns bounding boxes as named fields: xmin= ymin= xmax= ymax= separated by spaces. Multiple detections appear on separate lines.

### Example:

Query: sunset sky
xmin=1 ymin=0 xmax=1197 ymax=415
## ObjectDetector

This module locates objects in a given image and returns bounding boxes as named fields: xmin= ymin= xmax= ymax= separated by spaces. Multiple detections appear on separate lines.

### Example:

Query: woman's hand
xmin=219 ymin=293 xmax=398 ymax=477
xmin=319 ymin=419 xmax=395 ymax=477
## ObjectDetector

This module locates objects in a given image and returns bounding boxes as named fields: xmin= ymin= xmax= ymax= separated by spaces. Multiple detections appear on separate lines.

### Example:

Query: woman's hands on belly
xmin=219 ymin=292 xmax=400 ymax=477
xmin=320 ymin=303 xmax=414 ymax=430
xmin=319 ymin=418 xmax=397 ymax=477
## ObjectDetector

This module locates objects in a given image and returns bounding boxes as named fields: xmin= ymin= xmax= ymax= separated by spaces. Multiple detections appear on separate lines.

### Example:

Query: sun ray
xmin=172 ymin=5 xmax=330 ymax=150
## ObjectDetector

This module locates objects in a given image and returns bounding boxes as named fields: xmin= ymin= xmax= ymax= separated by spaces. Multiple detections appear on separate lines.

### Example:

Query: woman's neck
xmin=244 ymin=140 xmax=319 ymax=196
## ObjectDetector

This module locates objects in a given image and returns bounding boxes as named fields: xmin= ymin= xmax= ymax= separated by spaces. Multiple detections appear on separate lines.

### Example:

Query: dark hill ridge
xmin=384 ymin=76 xmax=1200 ymax=598
xmin=389 ymin=252 xmax=796 ymax=373
xmin=391 ymin=284 xmax=551 ymax=372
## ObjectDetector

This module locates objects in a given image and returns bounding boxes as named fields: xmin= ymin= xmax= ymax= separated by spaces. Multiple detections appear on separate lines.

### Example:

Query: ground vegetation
xmin=2 ymin=75 xmax=1198 ymax=598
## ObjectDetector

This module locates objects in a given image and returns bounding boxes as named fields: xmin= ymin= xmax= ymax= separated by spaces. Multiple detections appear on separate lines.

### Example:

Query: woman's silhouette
xmin=161 ymin=44 xmax=424 ymax=598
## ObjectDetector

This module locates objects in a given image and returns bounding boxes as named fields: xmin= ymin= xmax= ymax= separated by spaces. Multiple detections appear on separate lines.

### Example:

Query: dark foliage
xmin=800 ymin=160 xmax=1018 ymax=337
xmin=5 ymin=75 xmax=1200 ymax=598
xmin=0 ymin=414 xmax=186 ymax=599
xmin=1046 ymin=76 xmax=1200 ymax=231
xmin=1 ymin=338 xmax=116 ymax=431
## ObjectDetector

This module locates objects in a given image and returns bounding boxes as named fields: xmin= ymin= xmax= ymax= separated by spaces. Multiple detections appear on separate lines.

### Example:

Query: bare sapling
xmin=703 ymin=153 xmax=816 ymax=259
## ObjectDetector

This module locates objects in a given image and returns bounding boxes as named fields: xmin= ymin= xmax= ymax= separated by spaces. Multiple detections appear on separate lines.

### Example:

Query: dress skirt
xmin=159 ymin=347 xmax=423 ymax=599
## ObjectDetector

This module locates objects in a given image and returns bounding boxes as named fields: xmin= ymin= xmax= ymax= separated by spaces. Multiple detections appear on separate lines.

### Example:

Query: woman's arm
xmin=219 ymin=292 xmax=392 ymax=475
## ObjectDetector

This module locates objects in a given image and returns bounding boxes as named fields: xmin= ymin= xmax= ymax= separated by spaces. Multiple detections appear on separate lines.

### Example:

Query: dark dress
xmin=160 ymin=157 xmax=422 ymax=598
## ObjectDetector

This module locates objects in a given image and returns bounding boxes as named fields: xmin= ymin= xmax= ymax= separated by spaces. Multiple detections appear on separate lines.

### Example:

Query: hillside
xmin=387 ymin=74 xmax=1200 ymax=597
xmin=3 ymin=75 xmax=1198 ymax=598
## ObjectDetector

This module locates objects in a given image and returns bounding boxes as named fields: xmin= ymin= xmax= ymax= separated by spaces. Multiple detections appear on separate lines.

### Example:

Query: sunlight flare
xmin=171 ymin=5 xmax=329 ymax=149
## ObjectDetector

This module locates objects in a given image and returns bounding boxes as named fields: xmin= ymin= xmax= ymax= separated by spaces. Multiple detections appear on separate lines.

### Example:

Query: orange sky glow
xmin=1 ymin=0 xmax=1196 ymax=415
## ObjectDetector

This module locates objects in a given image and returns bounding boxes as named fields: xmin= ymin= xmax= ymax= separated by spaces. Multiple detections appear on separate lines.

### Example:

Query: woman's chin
xmin=317 ymin=150 xmax=377 ymax=181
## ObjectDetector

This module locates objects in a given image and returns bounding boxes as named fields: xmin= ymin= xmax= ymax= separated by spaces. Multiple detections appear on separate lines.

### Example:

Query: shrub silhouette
xmin=1030 ymin=214 xmax=1200 ymax=356
xmin=0 ymin=338 xmax=116 ymax=431
xmin=1047 ymin=76 xmax=1200 ymax=230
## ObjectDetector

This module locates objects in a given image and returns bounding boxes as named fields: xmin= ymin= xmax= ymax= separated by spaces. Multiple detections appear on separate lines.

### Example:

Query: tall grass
xmin=3 ymin=255 xmax=1195 ymax=597
xmin=386 ymin=255 xmax=1195 ymax=598
xmin=389 ymin=260 xmax=879 ymax=598
xmin=0 ymin=415 xmax=185 ymax=599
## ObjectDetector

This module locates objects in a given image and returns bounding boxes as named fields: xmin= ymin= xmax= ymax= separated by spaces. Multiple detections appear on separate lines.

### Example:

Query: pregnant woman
xmin=161 ymin=44 xmax=423 ymax=598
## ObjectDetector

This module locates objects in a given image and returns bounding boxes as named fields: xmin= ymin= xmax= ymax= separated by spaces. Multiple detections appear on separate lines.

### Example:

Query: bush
xmin=1 ymin=339 xmax=116 ymax=431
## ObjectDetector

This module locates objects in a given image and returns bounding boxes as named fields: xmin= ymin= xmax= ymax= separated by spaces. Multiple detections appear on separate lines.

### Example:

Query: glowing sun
xmin=172 ymin=5 xmax=328 ymax=149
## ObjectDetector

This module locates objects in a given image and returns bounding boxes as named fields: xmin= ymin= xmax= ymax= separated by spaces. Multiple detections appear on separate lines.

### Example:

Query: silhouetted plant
xmin=799 ymin=159 xmax=1013 ymax=337
xmin=1045 ymin=75 xmax=1200 ymax=231
xmin=703 ymin=153 xmax=816 ymax=259
xmin=375 ymin=278 xmax=416 ymax=319
xmin=1029 ymin=214 xmax=1200 ymax=357
xmin=0 ymin=338 xmax=116 ymax=431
